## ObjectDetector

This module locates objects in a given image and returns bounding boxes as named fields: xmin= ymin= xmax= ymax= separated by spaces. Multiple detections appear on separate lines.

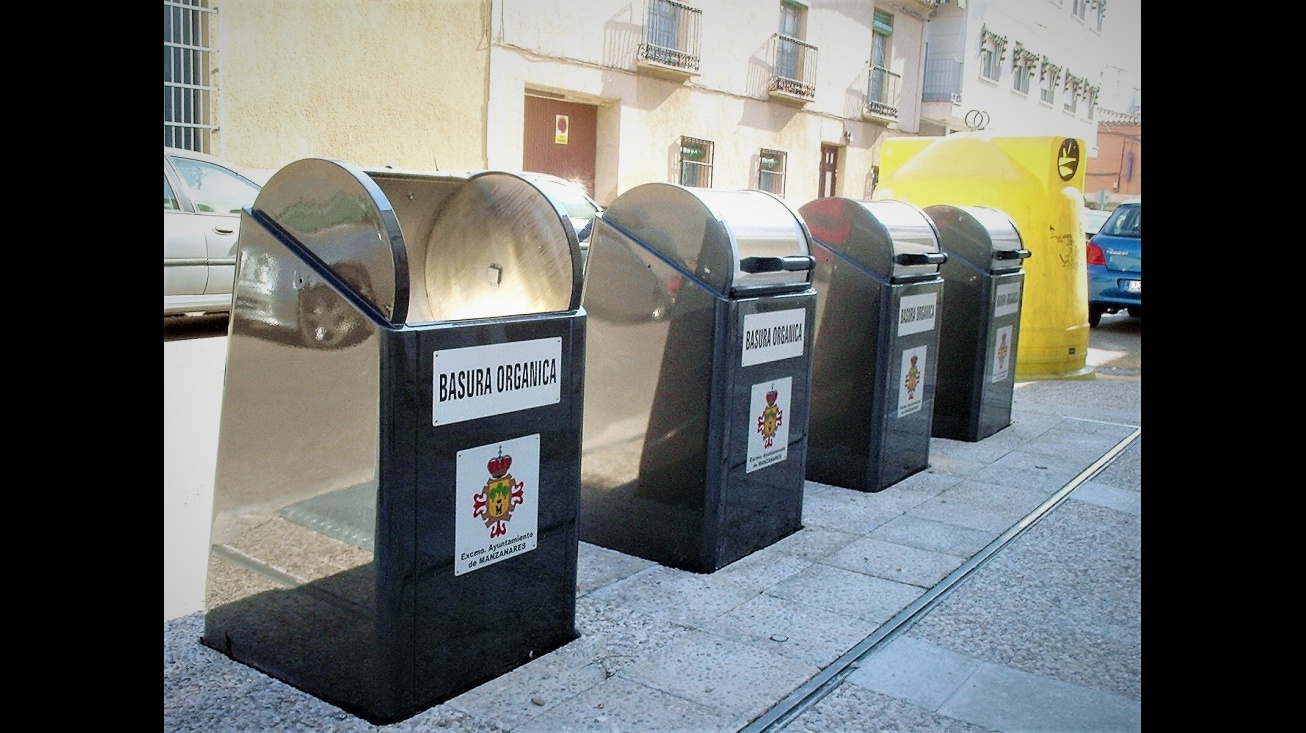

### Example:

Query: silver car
xmin=163 ymin=147 xmax=263 ymax=316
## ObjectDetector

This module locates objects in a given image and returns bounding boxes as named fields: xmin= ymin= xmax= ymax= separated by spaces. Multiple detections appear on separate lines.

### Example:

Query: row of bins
xmin=202 ymin=162 xmax=1030 ymax=725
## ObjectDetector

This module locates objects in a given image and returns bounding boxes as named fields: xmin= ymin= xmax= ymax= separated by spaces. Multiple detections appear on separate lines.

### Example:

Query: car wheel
xmin=1127 ymin=307 xmax=1141 ymax=318
xmin=1088 ymin=305 xmax=1104 ymax=328
xmin=298 ymin=284 xmax=356 ymax=348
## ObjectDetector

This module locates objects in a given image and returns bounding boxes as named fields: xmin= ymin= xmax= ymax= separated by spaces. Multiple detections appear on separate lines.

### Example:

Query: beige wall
xmin=213 ymin=0 xmax=489 ymax=175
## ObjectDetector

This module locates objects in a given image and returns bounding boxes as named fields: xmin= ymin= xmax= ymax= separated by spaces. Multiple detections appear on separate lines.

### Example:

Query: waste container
xmin=876 ymin=134 xmax=1092 ymax=379
xmin=202 ymin=159 xmax=586 ymax=725
xmin=579 ymin=183 xmax=816 ymax=573
xmin=927 ymin=204 xmax=1031 ymax=442
xmin=799 ymin=197 xmax=946 ymax=493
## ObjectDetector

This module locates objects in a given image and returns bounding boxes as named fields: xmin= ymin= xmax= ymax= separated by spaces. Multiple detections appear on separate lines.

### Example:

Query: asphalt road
xmin=1080 ymin=311 xmax=1141 ymax=378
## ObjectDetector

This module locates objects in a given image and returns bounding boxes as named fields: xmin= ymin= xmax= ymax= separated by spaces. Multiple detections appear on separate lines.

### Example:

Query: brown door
xmin=523 ymin=95 xmax=598 ymax=197
xmin=818 ymin=144 xmax=839 ymax=198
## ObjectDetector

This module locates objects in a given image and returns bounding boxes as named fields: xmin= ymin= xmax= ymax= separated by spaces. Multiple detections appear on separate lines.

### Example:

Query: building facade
xmin=164 ymin=0 xmax=1138 ymax=207
xmin=920 ymin=1 xmax=1108 ymax=147
xmin=1084 ymin=109 xmax=1141 ymax=205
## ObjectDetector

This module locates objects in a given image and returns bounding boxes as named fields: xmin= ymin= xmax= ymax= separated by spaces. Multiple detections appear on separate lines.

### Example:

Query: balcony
xmin=768 ymin=33 xmax=817 ymax=105
xmin=636 ymin=0 xmax=702 ymax=82
xmin=863 ymin=65 xmax=900 ymax=123
xmin=923 ymin=57 xmax=963 ymax=104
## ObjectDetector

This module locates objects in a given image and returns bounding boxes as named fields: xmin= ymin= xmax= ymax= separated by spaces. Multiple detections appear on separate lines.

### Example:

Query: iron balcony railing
xmin=865 ymin=65 xmax=901 ymax=120
xmin=637 ymin=0 xmax=702 ymax=74
xmin=923 ymin=57 xmax=963 ymax=104
xmin=769 ymin=33 xmax=817 ymax=101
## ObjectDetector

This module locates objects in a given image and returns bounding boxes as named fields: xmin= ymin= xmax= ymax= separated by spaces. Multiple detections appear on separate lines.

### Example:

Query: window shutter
xmin=873 ymin=12 xmax=893 ymax=36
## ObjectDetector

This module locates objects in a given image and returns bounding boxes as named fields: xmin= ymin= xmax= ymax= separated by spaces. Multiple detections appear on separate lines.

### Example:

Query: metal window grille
xmin=757 ymin=149 xmax=787 ymax=196
xmin=164 ymin=0 xmax=217 ymax=153
xmin=678 ymin=136 xmax=713 ymax=188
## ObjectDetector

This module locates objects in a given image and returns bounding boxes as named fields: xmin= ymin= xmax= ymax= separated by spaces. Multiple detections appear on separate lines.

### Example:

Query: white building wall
xmin=923 ymin=0 xmax=1110 ymax=156
xmin=490 ymin=0 xmax=917 ymax=206
xmin=885 ymin=5 xmax=931 ymax=136
xmin=195 ymin=0 xmax=1130 ymax=200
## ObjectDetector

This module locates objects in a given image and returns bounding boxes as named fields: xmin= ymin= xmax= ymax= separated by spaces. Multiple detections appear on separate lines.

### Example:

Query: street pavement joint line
xmin=739 ymin=427 xmax=1142 ymax=733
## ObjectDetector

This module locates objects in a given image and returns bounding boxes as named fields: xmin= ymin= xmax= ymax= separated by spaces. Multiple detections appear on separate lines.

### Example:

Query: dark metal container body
xmin=926 ymin=204 xmax=1030 ymax=442
xmin=203 ymin=159 xmax=584 ymax=724
xmin=800 ymin=197 xmax=946 ymax=492
xmin=579 ymin=183 xmax=815 ymax=573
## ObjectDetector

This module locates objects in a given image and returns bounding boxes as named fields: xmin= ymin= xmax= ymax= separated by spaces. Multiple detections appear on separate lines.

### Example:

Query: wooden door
xmin=818 ymin=144 xmax=839 ymax=198
xmin=523 ymin=95 xmax=598 ymax=197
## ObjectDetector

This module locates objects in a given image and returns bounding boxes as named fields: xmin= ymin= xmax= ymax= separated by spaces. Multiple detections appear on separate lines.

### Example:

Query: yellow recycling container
xmin=875 ymin=133 xmax=1092 ymax=380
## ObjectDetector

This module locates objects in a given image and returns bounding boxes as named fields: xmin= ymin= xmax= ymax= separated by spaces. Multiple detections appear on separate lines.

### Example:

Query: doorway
xmin=818 ymin=144 xmax=839 ymax=198
xmin=523 ymin=95 xmax=598 ymax=198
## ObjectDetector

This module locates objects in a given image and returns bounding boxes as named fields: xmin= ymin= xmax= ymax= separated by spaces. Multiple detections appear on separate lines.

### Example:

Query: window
xmin=1039 ymin=59 xmax=1060 ymax=105
xmin=679 ymin=137 xmax=714 ymax=188
xmin=164 ymin=0 xmax=217 ymax=152
xmin=979 ymin=27 xmax=1006 ymax=83
xmin=1062 ymin=85 xmax=1079 ymax=114
xmin=870 ymin=11 xmax=892 ymax=104
xmin=1062 ymin=72 xmax=1081 ymax=114
xmin=164 ymin=176 xmax=180 ymax=211
xmin=171 ymin=156 xmax=263 ymax=214
xmin=1011 ymin=45 xmax=1035 ymax=95
xmin=640 ymin=0 xmax=702 ymax=72
xmin=650 ymin=0 xmax=680 ymax=50
xmin=1092 ymin=0 xmax=1105 ymax=32
xmin=770 ymin=0 xmax=816 ymax=101
xmin=1072 ymin=0 xmax=1089 ymax=22
xmin=757 ymin=149 xmax=787 ymax=196
xmin=776 ymin=1 xmax=807 ymax=82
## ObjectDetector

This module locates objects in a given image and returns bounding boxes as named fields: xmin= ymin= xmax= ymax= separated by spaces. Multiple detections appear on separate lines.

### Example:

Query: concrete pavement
xmin=164 ymin=327 xmax=1140 ymax=732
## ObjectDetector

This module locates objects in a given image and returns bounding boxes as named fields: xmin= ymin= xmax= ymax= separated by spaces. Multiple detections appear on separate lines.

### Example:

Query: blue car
xmin=1086 ymin=198 xmax=1141 ymax=327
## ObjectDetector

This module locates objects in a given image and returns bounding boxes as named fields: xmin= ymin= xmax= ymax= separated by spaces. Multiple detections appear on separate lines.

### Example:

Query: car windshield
xmin=1101 ymin=204 xmax=1141 ymax=238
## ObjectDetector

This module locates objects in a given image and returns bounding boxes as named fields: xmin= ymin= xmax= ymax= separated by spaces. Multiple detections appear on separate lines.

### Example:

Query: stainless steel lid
xmin=596 ymin=183 xmax=814 ymax=297
xmin=798 ymin=197 xmax=945 ymax=282
xmin=924 ymin=204 xmax=1030 ymax=274
xmin=252 ymin=160 xmax=583 ymax=326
